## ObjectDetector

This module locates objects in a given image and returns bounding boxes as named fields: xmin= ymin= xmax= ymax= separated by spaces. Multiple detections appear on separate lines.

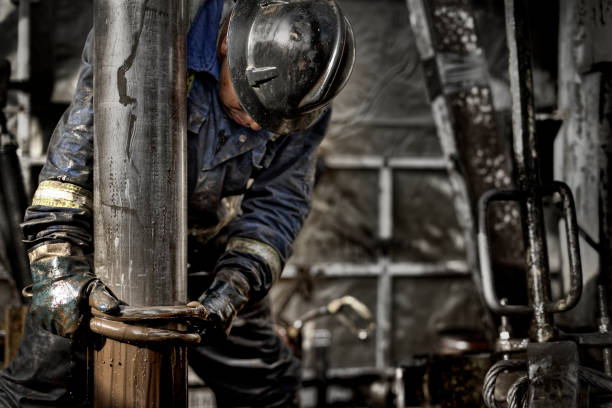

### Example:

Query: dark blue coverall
xmin=0 ymin=1 xmax=329 ymax=406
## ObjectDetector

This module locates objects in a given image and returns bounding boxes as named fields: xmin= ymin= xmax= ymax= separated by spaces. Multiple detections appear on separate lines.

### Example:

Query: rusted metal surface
xmin=504 ymin=0 xmax=554 ymax=343
xmin=93 ymin=340 xmax=187 ymax=408
xmin=90 ymin=318 xmax=200 ymax=344
xmin=92 ymin=0 xmax=187 ymax=406
xmin=89 ymin=304 xmax=208 ymax=343
xmin=91 ymin=304 xmax=208 ymax=322
xmin=526 ymin=342 xmax=580 ymax=407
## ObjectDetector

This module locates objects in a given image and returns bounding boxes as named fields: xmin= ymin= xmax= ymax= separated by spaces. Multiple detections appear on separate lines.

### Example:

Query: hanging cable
xmin=483 ymin=359 xmax=527 ymax=408
xmin=507 ymin=375 xmax=529 ymax=408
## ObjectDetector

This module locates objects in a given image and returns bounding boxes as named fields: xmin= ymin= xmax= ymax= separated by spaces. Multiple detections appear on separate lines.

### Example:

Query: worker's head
xmin=217 ymin=0 xmax=355 ymax=134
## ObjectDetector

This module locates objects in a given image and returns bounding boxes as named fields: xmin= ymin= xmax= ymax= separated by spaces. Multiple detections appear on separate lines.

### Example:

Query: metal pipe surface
xmin=93 ymin=0 xmax=187 ymax=308
xmin=504 ymin=0 xmax=554 ymax=342
xmin=92 ymin=1 xmax=187 ymax=406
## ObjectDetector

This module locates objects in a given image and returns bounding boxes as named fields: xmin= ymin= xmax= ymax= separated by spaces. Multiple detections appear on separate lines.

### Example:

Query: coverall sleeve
xmin=21 ymin=31 xmax=95 ymax=258
xmin=214 ymin=112 xmax=330 ymax=301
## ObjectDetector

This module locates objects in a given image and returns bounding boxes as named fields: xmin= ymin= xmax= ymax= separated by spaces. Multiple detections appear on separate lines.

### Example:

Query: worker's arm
xmin=22 ymin=31 xmax=121 ymax=338
xmin=198 ymin=111 xmax=330 ymax=334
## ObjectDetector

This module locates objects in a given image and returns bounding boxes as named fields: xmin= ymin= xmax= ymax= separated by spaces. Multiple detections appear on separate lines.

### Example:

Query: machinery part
xmin=483 ymin=359 xmax=527 ymax=408
xmin=91 ymin=303 xmax=209 ymax=323
xmin=526 ymin=341 xmax=581 ymax=407
xmin=495 ymin=298 xmax=529 ymax=355
xmin=559 ymin=330 xmax=612 ymax=347
xmin=89 ymin=318 xmax=200 ymax=344
xmin=504 ymin=0 xmax=557 ymax=342
xmin=291 ymin=295 xmax=375 ymax=340
xmin=478 ymin=182 xmax=583 ymax=316
xmin=496 ymin=336 xmax=529 ymax=354
xmin=579 ymin=366 xmax=612 ymax=393
xmin=507 ymin=375 xmax=529 ymax=408
xmin=227 ymin=0 xmax=355 ymax=134
xmin=92 ymin=0 xmax=187 ymax=406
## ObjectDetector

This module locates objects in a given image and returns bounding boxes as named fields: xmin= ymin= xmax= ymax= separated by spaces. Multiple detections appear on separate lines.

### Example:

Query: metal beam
xmin=324 ymin=155 xmax=447 ymax=171
xmin=504 ymin=0 xmax=554 ymax=342
xmin=282 ymin=260 xmax=468 ymax=279
xmin=92 ymin=1 xmax=188 ymax=406
xmin=406 ymin=0 xmax=510 ymax=345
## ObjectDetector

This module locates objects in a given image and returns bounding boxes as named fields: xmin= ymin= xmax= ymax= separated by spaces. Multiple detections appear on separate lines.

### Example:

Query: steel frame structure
xmin=283 ymin=152 xmax=470 ymax=372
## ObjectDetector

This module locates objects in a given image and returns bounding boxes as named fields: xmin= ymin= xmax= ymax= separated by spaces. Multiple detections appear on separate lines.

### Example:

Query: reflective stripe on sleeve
xmin=28 ymin=242 xmax=84 ymax=264
xmin=32 ymin=180 xmax=93 ymax=213
xmin=226 ymin=237 xmax=282 ymax=282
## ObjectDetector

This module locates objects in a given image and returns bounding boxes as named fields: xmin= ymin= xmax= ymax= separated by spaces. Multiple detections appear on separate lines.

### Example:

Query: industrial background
xmin=1 ymin=0 xmax=611 ymax=407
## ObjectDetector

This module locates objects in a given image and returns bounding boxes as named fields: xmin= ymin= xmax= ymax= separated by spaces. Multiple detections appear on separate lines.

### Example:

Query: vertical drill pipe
xmin=504 ymin=0 xmax=554 ymax=342
xmin=92 ymin=1 xmax=187 ymax=407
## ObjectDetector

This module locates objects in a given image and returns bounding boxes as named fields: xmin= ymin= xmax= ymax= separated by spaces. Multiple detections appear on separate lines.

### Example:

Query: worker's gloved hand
xmin=197 ymin=274 xmax=249 ymax=337
xmin=30 ymin=256 xmax=122 ymax=338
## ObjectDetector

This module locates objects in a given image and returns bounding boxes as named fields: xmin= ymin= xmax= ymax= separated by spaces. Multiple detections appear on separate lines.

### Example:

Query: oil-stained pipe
xmin=504 ymin=0 xmax=554 ymax=343
xmin=92 ymin=1 xmax=187 ymax=406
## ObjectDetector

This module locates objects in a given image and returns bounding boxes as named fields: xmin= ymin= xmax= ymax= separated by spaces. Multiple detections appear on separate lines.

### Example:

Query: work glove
xmin=197 ymin=272 xmax=249 ymax=337
xmin=30 ymin=256 xmax=122 ymax=338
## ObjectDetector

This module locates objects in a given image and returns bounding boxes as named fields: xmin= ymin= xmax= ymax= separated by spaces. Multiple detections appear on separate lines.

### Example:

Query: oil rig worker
xmin=0 ymin=0 xmax=355 ymax=407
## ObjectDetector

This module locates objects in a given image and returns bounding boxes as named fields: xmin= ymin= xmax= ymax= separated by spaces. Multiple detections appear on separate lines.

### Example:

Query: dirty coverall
xmin=0 ymin=1 xmax=328 ymax=406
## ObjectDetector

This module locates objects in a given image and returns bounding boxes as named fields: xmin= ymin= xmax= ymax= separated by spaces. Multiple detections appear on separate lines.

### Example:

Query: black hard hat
xmin=227 ymin=0 xmax=355 ymax=134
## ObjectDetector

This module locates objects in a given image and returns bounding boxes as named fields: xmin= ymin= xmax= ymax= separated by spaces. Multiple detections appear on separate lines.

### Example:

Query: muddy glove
xmin=30 ymin=256 xmax=122 ymax=338
xmin=197 ymin=271 xmax=249 ymax=337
